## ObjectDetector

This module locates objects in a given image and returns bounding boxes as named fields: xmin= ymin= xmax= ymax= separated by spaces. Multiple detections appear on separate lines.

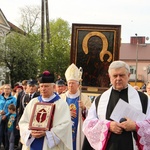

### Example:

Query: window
xmin=130 ymin=66 xmax=136 ymax=74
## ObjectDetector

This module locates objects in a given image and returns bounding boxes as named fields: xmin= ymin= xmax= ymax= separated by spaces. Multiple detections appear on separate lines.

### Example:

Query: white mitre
xmin=65 ymin=63 xmax=82 ymax=82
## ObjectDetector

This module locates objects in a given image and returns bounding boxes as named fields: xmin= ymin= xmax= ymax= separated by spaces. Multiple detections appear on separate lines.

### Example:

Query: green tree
xmin=0 ymin=5 xmax=71 ymax=86
xmin=41 ymin=18 xmax=71 ymax=80
xmin=0 ymin=5 xmax=41 ymax=87
xmin=0 ymin=32 xmax=40 ymax=87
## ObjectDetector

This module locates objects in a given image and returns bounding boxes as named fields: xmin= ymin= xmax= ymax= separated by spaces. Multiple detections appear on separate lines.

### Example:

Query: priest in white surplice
xmin=19 ymin=70 xmax=72 ymax=150
xmin=83 ymin=60 xmax=150 ymax=150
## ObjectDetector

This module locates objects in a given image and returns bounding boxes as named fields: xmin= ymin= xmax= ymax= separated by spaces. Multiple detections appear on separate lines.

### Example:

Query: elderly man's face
xmin=109 ymin=67 xmax=130 ymax=91
xmin=67 ymin=80 xmax=79 ymax=94
xmin=39 ymin=83 xmax=55 ymax=98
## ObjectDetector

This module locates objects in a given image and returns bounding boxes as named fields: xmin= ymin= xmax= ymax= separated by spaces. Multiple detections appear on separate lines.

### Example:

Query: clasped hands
xmin=109 ymin=117 xmax=136 ymax=134
xmin=31 ymin=130 xmax=46 ymax=138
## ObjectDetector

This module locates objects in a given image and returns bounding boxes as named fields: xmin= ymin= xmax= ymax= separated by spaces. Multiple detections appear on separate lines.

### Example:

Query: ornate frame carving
xmin=29 ymin=102 xmax=55 ymax=130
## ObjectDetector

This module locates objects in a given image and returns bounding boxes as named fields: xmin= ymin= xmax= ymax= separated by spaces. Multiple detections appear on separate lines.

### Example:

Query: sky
xmin=1 ymin=0 xmax=150 ymax=43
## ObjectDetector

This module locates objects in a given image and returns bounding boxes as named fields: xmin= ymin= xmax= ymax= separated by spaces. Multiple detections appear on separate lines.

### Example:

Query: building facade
xmin=120 ymin=36 xmax=150 ymax=88
xmin=0 ymin=9 xmax=10 ymax=86
xmin=0 ymin=9 xmax=25 ymax=86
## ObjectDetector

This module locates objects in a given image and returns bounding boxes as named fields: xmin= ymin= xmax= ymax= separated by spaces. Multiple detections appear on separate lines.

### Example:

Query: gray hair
xmin=108 ymin=60 xmax=130 ymax=74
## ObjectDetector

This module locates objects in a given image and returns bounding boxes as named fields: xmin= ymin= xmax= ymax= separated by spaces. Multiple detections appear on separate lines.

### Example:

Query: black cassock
xmin=83 ymin=88 xmax=148 ymax=150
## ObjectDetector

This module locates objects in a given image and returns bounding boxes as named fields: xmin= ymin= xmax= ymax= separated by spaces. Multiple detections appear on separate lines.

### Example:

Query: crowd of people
xmin=0 ymin=60 xmax=150 ymax=150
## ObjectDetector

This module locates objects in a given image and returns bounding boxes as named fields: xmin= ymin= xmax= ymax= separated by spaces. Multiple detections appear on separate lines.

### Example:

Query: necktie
xmin=29 ymin=94 xmax=32 ymax=100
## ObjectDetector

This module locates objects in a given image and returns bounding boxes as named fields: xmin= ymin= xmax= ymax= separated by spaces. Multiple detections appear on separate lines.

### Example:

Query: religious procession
xmin=1 ymin=1 xmax=150 ymax=150
xmin=0 ymin=60 xmax=150 ymax=150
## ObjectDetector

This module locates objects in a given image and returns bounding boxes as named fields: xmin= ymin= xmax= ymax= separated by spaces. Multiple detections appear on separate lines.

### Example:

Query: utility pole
xmin=45 ymin=0 xmax=50 ymax=43
xmin=41 ymin=0 xmax=50 ymax=58
xmin=135 ymin=33 xmax=138 ymax=86
xmin=41 ymin=0 xmax=45 ymax=58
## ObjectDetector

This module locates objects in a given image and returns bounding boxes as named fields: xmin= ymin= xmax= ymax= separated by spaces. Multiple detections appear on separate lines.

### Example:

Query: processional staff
xmin=76 ymin=67 xmax=84 ymax=150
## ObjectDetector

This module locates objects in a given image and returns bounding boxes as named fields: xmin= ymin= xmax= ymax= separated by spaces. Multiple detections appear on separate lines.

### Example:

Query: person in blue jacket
xmin=0 ymin=84 xmax=16 ymax=150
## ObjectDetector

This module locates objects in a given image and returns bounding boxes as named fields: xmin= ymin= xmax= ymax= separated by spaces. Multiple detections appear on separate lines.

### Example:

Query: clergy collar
xmin=42 ymin=93 xmax=56 ymax=102
xmin=66 ymin=90 xmax=80 ymax=98
xmin=112 ymin=85 xmax=128 ymax=92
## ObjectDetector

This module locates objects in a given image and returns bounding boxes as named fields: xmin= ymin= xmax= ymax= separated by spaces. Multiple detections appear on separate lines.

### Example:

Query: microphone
xmin=119 ymin=118 xmax=127 ymax=123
